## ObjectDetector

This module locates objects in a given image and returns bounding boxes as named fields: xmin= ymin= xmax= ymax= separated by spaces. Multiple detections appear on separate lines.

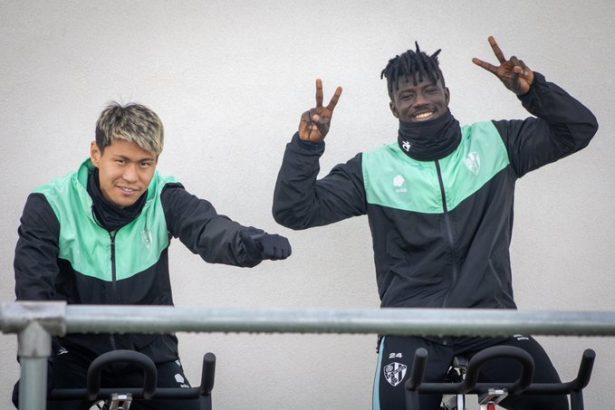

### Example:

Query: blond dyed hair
xmin=95 ymin=102 xmax=164 ymax=155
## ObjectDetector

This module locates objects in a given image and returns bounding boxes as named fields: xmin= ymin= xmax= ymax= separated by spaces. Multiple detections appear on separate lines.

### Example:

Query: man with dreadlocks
xmin=272 ymin=36 xmax=597 ymax=409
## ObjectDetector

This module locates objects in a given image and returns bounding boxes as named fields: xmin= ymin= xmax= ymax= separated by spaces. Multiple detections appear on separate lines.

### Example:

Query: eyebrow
xmin=113 ymin=154 xmax=156 ymax=163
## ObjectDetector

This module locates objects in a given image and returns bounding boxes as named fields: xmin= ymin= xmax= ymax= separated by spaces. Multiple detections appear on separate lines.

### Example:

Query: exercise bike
xmin=48 ymin=350 xmax=216 ymax=410
xmin=405 ymin=345 xmax=595 ymax=410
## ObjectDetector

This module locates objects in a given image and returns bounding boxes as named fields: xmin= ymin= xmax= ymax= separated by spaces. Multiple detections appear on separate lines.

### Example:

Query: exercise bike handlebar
xmin=405 ymin=347 xmax=428 ymax=391
xmin=405 ymin=346 xmax=595 ymax=396
xmin=406 ymin=346 xmax=534 ymax=395
xmin=86 ymin=350 xmax=157 ymax=400
xmin=464 ymin=345 xmax=534 ymax=394
xmin=49 ymin=350 xmax=217 ymax=401
xmin=200 ymin=352 xmax=216 ymax=395
xmin=522 ymin=348 xmax=595 ymax=394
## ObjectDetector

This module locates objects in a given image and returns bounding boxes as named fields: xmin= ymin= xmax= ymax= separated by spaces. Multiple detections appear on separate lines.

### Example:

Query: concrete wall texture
xmin=1 ymin=1 xmax=614 ymax=408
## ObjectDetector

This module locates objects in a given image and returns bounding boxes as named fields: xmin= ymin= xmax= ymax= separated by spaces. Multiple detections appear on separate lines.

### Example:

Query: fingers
xmin=240 ymin=230 xmax=292 ymax=261
xmin=299 ymin=110 xmax=319 ymax=142
xmin=298 ymin=111 xmax=312 ymax=140
xmin=511 ymin=57 xmax=530 ymax=77
xmin=488 ymin=35 xmax=506 ymax=63
xmin=472 ymin=57 xmax=498 ymax=74
xmin=518 ymin=59 xmax=534 ymax=85
xmin=308 ymin=109 xmax=324 ymax=140
xmin=326 ymin=86 xmax=343 ymax=112
xmin=260 ymin=234 xmax=292 ymax=260
xmin=315 ymin=79 xmax=323 ymax=107
xmin=301 ymin=79 xmax=343 ymax=142
xmin=315 ymin=79 xmax=343 ymax=111
xmin=299 ymin=109 xmax=327 ymax=142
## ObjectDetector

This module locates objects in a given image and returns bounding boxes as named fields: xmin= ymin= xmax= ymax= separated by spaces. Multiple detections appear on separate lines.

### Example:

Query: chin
xmin=113 ymin=198 xmax=138 ymax=208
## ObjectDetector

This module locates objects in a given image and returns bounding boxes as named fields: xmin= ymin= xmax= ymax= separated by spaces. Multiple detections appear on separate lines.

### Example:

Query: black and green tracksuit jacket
xmin=273 ymin=73 xmax=598 ymax=310
xmin=15 ymin=159 xmax=264 ymax=362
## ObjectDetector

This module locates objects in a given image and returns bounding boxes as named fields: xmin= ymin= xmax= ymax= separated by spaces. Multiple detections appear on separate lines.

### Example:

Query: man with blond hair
xmin=13 ymin=102 xmax=292 ymax=409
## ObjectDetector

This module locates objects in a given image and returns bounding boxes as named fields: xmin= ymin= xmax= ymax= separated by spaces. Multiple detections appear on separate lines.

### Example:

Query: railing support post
xmin=1 ymin=301 xmax=66 ymax=410
xmin=18 ymin=321 xmax=51 ymax=410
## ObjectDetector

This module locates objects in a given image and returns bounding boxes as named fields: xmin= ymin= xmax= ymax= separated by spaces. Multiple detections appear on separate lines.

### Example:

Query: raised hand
xmin=298 ymin=79 xmax=343 ymax=142
xmin=472 ymin=36 xmax=534 ymax=96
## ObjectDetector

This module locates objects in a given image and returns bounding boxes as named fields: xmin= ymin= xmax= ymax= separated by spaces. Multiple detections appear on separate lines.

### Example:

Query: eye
xmin=140 ymin=161 xmax=153 ymax=169
xmin=115 ymin=159 xmax=126 ymax=165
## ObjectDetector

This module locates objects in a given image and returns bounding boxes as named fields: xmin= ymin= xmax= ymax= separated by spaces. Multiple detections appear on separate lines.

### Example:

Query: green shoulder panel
xmin=362 ymin=121 xmax=510 ymax=214
xmin=35 ymin=160 xmax=177 ymax=281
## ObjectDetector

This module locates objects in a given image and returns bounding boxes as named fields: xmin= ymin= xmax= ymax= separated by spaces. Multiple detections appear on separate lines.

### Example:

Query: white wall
xmin=1 ymin=1 xmax=614 ymax=408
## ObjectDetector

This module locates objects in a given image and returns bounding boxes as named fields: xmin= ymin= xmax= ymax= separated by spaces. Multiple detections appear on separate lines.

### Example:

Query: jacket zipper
xmin=435 ymin=160 xmax=458 ymax=308
xmin=109 ymin=230 xmax=118 ymax=350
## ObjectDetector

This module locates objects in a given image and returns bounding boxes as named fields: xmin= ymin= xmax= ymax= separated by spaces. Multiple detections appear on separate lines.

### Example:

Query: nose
xmin=122 ymin=163 xmax=138 ymax=183
xmin=413 ymin=90 xmax=429 ymax=106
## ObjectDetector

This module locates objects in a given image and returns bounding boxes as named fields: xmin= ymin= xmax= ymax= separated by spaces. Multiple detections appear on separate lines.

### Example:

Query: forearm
xmin=162 ymin=185 xmax=263 ymax=267
xmin=519 ymin=72 xmax=598 ymax=151
xmin=273 ymin=133 xmax=366 ymax=229
xmin=495 ymin=73 xmax=598 ymax=176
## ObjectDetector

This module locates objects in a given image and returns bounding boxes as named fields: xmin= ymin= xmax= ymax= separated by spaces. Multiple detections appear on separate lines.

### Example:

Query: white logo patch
xmin=464 ymin=152 xmax=480 ymax=175
xmin=383 ymin=362 xmax=407 ymax=387
xmin=402 ymin=140 xmax=411 ymax=152
xmin=174 ymin=373 xmax=185 ymax=384
xmin=393 ymin=175 xmax=407 ymax=193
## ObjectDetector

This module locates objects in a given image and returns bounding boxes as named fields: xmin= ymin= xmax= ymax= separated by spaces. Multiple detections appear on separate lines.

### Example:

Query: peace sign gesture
xmin=472 ymin=36 xmax=534 ymax=96
xmin=298 ymin=79 xmax=343 ymax=143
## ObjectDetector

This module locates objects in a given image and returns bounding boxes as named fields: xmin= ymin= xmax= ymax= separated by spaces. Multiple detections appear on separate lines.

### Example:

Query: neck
xmin=397 ymin=110 xmax=461 ymax=161
xmin=87 ymin=169 xmax=147 ymax=231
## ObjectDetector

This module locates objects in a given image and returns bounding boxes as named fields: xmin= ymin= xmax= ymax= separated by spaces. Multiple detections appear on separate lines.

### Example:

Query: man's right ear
xmin=90 ymin=141 xmax=101 ymax=167
xmin=389 ymin=101 xmax=400 ymax=119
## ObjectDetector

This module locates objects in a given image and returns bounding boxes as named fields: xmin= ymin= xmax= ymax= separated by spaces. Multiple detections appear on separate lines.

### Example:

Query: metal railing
xmin=2 ymin=301 xmax=615 ymax=409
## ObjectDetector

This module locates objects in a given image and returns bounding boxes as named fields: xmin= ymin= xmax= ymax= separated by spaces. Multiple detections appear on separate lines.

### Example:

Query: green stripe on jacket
xmin=362 ymin=121 xmax=509 ymax=214
xmin=35 ymin=159 xmax=177 ymax=281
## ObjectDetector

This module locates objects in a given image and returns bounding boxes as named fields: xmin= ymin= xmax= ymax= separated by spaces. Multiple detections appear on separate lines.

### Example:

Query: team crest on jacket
xmin=464 ymin=151 xmax=481 ymax=175
xmin=383 ymin=362 xmax=407 ymax=387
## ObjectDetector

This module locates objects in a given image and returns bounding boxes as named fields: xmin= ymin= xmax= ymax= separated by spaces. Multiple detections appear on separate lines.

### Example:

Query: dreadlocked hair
xmin=381 ymin=42 xmax=444 ymax=96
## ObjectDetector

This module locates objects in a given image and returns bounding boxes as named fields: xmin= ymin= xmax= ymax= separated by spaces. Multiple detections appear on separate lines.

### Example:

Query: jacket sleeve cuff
xmin=517 ymin=72 xmax=546 ymax=102
xmin=291 ymin=132 xmax=326 ymax=154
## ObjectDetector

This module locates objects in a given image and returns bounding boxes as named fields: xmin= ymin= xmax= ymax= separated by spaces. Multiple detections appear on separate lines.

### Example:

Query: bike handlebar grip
xmin=575 ymin=349 xmax=596 ymax=389
xmin=405 ymin=348 xmax=428 ymax=391
xmin=200 ymin=352 xmax=216 ymax=395
xmin=86 ymin=350 xmax=157 ymax=401
xmin=464 ymin=345 xmax=534 ymax=394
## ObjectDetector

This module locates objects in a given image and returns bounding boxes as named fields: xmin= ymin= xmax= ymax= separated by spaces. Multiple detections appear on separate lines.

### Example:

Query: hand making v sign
xmin=298 ymin=79 xmax=343 ymax=142
xmin=472 ymin=36 xmax=535 ymax=96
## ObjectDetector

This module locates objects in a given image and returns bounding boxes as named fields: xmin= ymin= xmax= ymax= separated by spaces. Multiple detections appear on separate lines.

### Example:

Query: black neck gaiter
xmin=87 ymin=168 xmax=147 ymax=231
xmin=397 ymin=110 xmax=462 ymax=161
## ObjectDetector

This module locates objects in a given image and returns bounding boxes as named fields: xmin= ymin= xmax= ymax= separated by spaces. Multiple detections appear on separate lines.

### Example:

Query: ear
xmin=444 ymin=87 xmax=450 ymax=105
xmin=90 ymin=141 xmax=102 ymax=167
xmin=389 ymin=100 xmax=400 ymax=119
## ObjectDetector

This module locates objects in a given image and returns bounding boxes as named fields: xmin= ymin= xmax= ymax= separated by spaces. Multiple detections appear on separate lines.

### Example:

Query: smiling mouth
xmin=413 ymin=111 xmax=435 ymax=121
xmin=118 ymin=186 xmax=139 ymax=194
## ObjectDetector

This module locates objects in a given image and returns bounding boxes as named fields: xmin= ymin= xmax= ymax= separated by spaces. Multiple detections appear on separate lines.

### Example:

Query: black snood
xmin=397 ymin=110 xmax=462 ymax=161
